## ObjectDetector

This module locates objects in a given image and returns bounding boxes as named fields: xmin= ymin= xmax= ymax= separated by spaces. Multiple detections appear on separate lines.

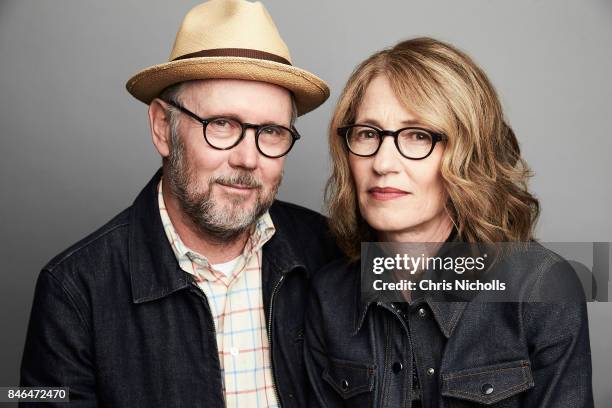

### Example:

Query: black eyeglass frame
xmin=337 ymin=124 xmax=447 ymax=160
xmin=164 ymin=100 xmax=301 ymax=158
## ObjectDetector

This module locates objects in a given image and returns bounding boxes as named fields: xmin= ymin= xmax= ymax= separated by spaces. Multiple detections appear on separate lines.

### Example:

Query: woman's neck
xmin=378 ymin=214 xmax=454 ymax=243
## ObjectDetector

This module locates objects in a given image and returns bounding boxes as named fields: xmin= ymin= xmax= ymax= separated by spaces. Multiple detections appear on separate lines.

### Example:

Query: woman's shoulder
xmin=496 ymin=241 xmax=587 ymax=302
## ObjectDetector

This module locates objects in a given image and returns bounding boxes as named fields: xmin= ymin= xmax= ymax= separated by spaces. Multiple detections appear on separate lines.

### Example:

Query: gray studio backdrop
xmin=1 ymin=0 xmax=611 ymax=405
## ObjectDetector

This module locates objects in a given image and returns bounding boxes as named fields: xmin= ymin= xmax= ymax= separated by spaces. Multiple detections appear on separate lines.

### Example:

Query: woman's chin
xmin=363 ymin=213 xmax=416 ymax=238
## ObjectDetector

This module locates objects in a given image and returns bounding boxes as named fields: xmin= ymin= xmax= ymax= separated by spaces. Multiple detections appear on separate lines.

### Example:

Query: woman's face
xmin=348 ymin=75 xmax=451 ymax=242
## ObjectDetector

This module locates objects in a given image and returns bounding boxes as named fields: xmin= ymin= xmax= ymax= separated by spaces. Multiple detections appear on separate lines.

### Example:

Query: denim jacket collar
xmin=129 ymin=169 xmax=192 ymax=303
xmin=354 ymin=298 xmax=467 ymax=340
xmin=353 ymin=256 xmax=467 ymax=338
xmin=354 ymin=296 xmax=467 ymax=339
xmin=425 ymin=299 xmax=468 ymax=338
xmin=353 ymin=229 xmax=467 ymax=337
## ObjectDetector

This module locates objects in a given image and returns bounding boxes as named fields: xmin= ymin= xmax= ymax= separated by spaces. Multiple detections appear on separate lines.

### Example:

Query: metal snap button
xmin=392 ymin=362 xmax=404 ymax=373
xmin=481 ymin=383 xmax=494 ymax=395
xmin=418 ymin=308 xmax=427 ymax=318
xmin=341 ymin=379 xmax=349 ymax=391
xmin=426 ymin=367 xmax=435 ymax=376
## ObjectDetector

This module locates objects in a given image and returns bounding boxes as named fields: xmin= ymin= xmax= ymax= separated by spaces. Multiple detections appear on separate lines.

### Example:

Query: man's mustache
xmin=212 ymin=172 xmax=262 ymax=189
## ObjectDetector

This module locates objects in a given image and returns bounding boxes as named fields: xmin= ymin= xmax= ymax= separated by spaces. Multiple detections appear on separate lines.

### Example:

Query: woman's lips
xmin=368 ymin=186 xmax=410 ymax=201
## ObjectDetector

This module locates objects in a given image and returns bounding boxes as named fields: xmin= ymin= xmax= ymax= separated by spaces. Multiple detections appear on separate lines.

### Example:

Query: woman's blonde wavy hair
xmin=326 ymin=37 xmax=540 ymax=259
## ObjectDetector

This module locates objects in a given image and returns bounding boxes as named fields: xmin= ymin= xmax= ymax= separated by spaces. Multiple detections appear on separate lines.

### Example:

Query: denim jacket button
xmin=426 ymin=367 xmax=435 ymax=376
xmin=418 ymin=308 xmax=427 ymax=318
xmin=392 ymin=362 xmax=404 ymax=373
xmin=341 ymin=379 xmax=349 ymax=391
xmin=481 ymin=383 xmax=494 ymax=395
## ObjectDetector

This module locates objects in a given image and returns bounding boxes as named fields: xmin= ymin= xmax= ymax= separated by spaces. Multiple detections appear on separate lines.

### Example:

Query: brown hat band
xmin=172 ymin=48 xmax=291 ymax=65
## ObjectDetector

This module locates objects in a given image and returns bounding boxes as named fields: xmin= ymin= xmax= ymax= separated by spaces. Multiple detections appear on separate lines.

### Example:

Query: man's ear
xmin=148 ymin=98 xmax=172 ymax=159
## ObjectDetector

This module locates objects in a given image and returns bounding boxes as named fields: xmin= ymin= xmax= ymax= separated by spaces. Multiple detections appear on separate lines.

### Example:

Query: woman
xmin=304 ymin=38 xmax=593 ymax=407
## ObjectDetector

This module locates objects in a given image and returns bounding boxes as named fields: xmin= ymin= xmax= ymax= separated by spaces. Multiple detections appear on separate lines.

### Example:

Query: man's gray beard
xmin=165 ymin=132 xmax=281 ymax=243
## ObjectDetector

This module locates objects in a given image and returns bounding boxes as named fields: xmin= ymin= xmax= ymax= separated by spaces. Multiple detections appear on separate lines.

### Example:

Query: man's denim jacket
xmin=21 ymin=169 xmax=338 ymax=407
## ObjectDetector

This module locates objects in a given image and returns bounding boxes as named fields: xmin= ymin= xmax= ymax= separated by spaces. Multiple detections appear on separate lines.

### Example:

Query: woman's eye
xmin=357 ymin=130 xmax=376 ymax=139
xmin=404 ymin=131 xmax=431 ymax=143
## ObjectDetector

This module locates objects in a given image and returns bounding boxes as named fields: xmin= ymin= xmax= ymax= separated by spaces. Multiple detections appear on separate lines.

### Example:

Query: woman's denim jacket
xmin=304 ymin=242 xmax=594 ymax=407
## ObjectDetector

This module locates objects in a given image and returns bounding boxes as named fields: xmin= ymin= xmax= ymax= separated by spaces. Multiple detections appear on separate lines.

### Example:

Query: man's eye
xmin=211 ymin=119 xmax=230 ymax=127
xmin=263 ymin=127 xmax=281 ymax=136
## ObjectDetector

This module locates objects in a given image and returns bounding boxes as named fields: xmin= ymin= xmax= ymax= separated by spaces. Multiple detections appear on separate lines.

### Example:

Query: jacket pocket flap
xmin=322 ymin=356 xmax=375 ymax=399
xmin=441 ymin=360 xmax=534 ymax=405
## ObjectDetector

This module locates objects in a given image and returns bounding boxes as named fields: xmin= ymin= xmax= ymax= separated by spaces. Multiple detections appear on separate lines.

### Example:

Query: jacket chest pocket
xmin=441 ymin=360 xmax=534 ymax=407
xmin=322 ymin=356 xmax=376 ymax=407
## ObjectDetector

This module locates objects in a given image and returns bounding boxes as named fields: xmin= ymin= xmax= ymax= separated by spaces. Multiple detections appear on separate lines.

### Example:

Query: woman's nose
xmin=372 ymin=136 xmax=401 ymax=175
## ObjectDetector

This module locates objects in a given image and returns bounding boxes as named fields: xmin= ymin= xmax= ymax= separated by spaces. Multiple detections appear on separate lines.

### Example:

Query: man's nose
xmin=228 ymin=128 xmax=259 ymax=170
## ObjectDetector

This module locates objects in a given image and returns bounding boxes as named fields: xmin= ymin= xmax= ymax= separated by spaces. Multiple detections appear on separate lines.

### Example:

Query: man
xmin=20 ymin=1 xmax=336 ymax=407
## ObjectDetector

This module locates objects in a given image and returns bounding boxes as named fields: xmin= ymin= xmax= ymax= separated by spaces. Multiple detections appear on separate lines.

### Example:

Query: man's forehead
xmin=178 ymin=78 xmax=294 ymax=122
xmin=180 ymin=79 xmax=291 ymax=101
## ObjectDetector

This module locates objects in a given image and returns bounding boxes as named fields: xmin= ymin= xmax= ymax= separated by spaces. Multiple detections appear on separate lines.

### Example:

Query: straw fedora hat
xmin=126 ymin=0 xmax=329 ymax=115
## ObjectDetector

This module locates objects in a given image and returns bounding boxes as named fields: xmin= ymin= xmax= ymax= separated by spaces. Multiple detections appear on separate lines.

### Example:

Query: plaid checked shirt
xmin=158 ymin=180 xmax=279 ymax=407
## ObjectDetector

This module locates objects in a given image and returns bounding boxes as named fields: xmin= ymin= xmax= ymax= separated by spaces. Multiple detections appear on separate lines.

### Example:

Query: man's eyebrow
xmin=204 ymin=112 xmax=290 ymax=127
xmin=202 ymin=112 xmax=243 ymax=121
xmin=259 ymin=120 xmax=291 ymax=127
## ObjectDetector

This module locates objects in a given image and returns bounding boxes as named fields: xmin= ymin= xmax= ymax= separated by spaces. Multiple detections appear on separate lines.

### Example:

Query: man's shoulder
xmin=312 ymin=257 xmax=356 ymax=288
xmin=269 ymin=199 xmax=325 ymax=221
xmin=267 ymin=200 xmax=340 ymax=270
xmin=43 ymin=207 xmax=132 ymax=279
xmin=268 ymin=200 xmax=328 ymax=235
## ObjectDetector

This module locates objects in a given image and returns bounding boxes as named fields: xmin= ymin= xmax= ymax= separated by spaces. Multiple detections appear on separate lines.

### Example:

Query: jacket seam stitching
xmin=523 ymin=255 xmax=558 ymax=325
xmin=43 ymin=269 xmax=92 ymax=334
xmin=46 ymin=222 xmax=130 ymax=272
xmin=444 ymin=380 xmax=530 ymax=401
xmin=442 ymin=363 xmax=529 ymax=379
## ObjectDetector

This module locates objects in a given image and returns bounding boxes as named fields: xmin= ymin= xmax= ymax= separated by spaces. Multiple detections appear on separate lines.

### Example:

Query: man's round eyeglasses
xmin=337 ymin=124 xmax=447 ymax=160
xmin=164 ymin=100 xmax=300 ymax=158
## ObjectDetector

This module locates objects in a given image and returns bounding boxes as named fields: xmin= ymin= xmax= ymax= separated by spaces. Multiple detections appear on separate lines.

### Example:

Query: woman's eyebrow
xmin=399 ymin=119 xmax=423 ymax=126
xmin=354 ymin=118 xmax=382 ymax=127
xmin=354 ymin=117 xmax=424 ymax=128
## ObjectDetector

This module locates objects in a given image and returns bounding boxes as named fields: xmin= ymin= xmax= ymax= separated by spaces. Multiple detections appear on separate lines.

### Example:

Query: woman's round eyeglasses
xmin=337 ymin=124 xmax=446 ymax=160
